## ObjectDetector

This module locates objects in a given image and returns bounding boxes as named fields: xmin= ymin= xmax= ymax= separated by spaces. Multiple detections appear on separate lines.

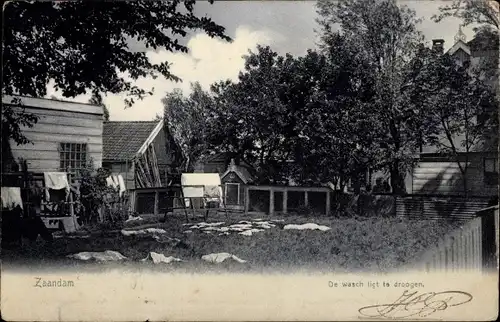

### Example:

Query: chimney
xmin=432 ymin=39 xmax=445 ymax=54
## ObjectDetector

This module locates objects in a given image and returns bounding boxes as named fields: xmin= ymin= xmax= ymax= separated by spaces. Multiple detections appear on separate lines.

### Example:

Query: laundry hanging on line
xmin=1 ymin=187 xmax=23 ymax=210
xmin=106 ymin=174 xmax=126 ymax=197
xmin=43 ymin=172 xmax=70 ymax=202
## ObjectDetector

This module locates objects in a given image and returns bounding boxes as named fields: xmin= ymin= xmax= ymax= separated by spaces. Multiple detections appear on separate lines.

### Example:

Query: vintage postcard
xmin=1 ymin=0 xmax=499 ymax=321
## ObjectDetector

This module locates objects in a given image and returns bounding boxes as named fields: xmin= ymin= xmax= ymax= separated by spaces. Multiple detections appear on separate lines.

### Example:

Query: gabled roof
xmin=220 ymin=159 xmax=254 ymax=184
xmin=447 ymin=39 xmax=471 ymax=56
xmin=2 ymin=95 xmax=103 ymax=115
xmin=103 ymin=120 xmax=162 ymax=161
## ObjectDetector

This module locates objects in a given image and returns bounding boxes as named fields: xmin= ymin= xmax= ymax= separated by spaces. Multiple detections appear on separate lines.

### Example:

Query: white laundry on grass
xmin=189 ymin=222 xmax=225 ymax=229
xmin=239 ymin=229 xmax=264 ymax=236
xmin=141 ymin=252 xmax=183 ymax=264
xmin=185 ymin=220 xmax=278 ymax=236
xmin=201 ymin=252 xmax=247 ymax=264
xmin=121 ymin=228 xmax=167 ymax=236
xmin=68 ymin=250 xmax=127 ymax=261
xmin=125 ymin=215 xmax=144 ymax=223
xmin=283 ymin=223 xmax=331 ymax=232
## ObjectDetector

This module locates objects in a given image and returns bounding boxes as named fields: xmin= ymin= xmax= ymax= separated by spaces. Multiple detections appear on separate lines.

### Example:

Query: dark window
xmin=484 ymin=158 xmax=498 ymax=186
xmin=60 ymin=143 xmax=87 ymax=175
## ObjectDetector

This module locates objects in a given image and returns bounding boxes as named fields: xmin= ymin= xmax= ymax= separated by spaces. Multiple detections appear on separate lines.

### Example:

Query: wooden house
xmin=102 ymin=120 xmax=184 ymax=214
xmin=411 ymin=30 xmax=498 ymax=198
xmin=102 ymin=119 xmax=184 ymax=187
xmin=2 ymin=95 xmax=104 ymax=174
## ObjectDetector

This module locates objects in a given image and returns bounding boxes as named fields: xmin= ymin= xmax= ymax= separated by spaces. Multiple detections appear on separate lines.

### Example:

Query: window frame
xmin=483 ymin=157 xmax=498 ymax=186
xmin=59 ymin=142 xmax=88 ymax=176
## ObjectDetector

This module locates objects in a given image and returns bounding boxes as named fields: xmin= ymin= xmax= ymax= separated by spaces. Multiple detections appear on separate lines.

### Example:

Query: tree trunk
xmin=390 ymin=160 xmax=406 ymax=195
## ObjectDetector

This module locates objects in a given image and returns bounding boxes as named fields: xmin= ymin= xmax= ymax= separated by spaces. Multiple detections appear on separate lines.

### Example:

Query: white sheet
xmin=201 ymin=252 xmax=247 ymax=264
xmin=44 ymin=172 xmax=70 ymax=201
xmin=1 ymin=187 xmax=23 ymax=209
xmin=181 ymin=173 xmax=223 ymax=203
xmin=67 ymin=250 xmax=127 ymax=261
xmin=283 ymin=223 xmax=331 ymax=231
xmin=141 ymin=252 xmax=183 ymax=264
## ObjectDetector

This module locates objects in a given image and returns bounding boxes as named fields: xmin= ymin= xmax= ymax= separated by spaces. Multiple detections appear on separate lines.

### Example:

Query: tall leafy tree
xmin=291 ymin=38 xmax=378 ymax=191
xmin=207 ymin=46 xmax=300 ymax=183
xmin=408 ymin=46 xmax=498 ymax=196
xmin=433 ymin=0 xmax=499 ymax=30
xmin=316 ymin=0 xmax=425 ymax=194
xmin=3 ymin=1 xmax=230 ymax=145
xmin=162 ymin=82 xmax=212 ymax=172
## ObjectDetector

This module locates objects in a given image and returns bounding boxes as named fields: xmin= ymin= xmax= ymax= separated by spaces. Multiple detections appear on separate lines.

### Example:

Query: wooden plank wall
xmin=395 ymin=196 xmax=490 ymax=221
xmin=412 ymin=155 xmax=498 ymax=197
xmin=10 ymin=106 xmax=103 ymax=172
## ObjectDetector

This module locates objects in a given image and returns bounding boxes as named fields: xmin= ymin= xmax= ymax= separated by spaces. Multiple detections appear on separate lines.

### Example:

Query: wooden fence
xmin=410 ymin=205 xmax=499 ymax=273
xmin=395 ymin=195 xmax=491 ymax=221
xmin=244 ymin=185 xmax=332 ymax=216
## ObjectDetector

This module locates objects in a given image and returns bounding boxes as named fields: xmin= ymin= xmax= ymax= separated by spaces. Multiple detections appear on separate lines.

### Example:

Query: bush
xmin=78 ymin=161 xmax=126 ymax=225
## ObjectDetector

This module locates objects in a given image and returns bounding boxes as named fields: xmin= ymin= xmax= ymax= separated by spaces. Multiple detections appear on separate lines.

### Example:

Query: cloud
xmin=46 ymin=26 xmax=275 ymax=121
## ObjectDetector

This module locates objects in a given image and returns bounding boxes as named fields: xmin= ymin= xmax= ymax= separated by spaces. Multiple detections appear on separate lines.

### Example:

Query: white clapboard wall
xmin=4 ymin=95 xmax=104 ymax=173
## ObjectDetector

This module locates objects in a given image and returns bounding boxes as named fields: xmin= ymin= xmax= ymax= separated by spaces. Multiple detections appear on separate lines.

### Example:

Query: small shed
xmin=220 ymin=159 xmax=254 ymax=210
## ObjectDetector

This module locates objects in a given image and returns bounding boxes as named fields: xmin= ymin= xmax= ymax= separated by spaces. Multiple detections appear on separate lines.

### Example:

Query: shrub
xmin=78 ymin=161 xmax=125 ymax=225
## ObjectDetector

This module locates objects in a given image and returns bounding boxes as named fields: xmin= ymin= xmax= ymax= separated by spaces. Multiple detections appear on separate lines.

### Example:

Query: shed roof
xmin=103 ymin=121 xmax=161 ymax=161
xmin=220 ymin=159 xmax=254 ymax=184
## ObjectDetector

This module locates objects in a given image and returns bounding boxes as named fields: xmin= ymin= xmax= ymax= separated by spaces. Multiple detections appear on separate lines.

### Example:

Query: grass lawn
xmin=1 ymin=212 xmax=463 ymax=273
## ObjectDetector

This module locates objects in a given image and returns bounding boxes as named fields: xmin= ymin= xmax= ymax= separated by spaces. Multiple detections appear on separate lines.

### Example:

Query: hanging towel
xmin=1 ymin=187 xmax=23 ymax=210
xmin=117 ymin=174 xmax=126 ymax=197
xmin=44 ymin=172 xmax=70 ymax=201
xmin=106 ymin=176 xmax=116 ymax=188
xmin=112 ymin=175 xmax=119 ymax=187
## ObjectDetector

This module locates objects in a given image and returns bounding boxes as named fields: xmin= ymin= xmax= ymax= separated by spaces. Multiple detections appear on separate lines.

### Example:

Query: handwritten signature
xmin=358 ymin=290 xmax=473 ymax=319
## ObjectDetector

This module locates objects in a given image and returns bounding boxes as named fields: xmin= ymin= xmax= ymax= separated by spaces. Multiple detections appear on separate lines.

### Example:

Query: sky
xmin=45 ymin=0 xmax=478 ymax=121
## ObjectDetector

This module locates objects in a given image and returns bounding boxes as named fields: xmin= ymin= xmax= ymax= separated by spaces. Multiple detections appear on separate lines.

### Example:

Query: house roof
xmin=2 ymin=95 xmax=103 ymax=115
xmin=103 ymin=121 xmax=162 ymax=161
xmin=447 ymin=39 xmax=471 ymax=56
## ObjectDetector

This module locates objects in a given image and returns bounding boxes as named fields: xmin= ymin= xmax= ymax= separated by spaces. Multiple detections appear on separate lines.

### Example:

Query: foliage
xmin=208 ymin=46 xmax=300 ymax=183
xmin=89 ymin=94 xmax=110 ymax=122
xmin=78 ymin=161 xmax=117 ymax=224
xmin=162 ymin=82 xmax=213 ymax=172
xmin=2 ymin=97 xmax=39 ymax=145
xmin=408 ymin=45 xmax=498 ymax=195
xmin=2 ymin=0 xmax=230 ymax=145
xmin=292 ymin=37 xmax=379 ymax=190
xmin=316 ymin=0 xmax=427 ymax=194
xmin=433 ymin=0 xmax=499 ymax=30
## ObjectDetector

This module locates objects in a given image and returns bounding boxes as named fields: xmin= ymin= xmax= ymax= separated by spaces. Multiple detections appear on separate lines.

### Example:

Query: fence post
xmin=244 ymin=187 xmax=249 ymax=215
xmin=282 ymin=189 xmax=288 ymax=214
xmin=269 ymin=188 xmax=274 ymax=216
xmin=154 ymin=190 xmax=159 ymax=216
xmin=326 ymin=191 xmax=331 ymax=215
xmin=495 ymin=207 xmax=499 ymax=271
xmin=304 ymin=191 xmax=308 ymax=207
